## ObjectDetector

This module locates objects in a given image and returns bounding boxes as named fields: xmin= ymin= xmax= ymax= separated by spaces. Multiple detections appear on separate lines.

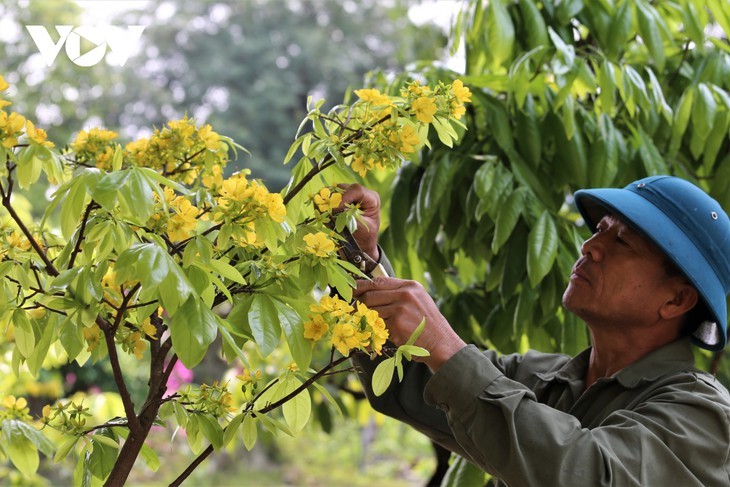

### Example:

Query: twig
xmin=68 ymin=202 xmax=98 ymax=269
xmin=168 ymin=354 xmax=351 ymax=487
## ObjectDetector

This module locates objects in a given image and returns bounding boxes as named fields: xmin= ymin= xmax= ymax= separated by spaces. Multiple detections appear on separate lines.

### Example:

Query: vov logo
xmin=26 ymin=25 xmax=145 ymax=67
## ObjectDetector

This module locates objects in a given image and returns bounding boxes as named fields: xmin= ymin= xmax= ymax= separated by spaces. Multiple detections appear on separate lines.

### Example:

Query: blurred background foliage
xmin=1 ymin=0 xmax=446 ymax=189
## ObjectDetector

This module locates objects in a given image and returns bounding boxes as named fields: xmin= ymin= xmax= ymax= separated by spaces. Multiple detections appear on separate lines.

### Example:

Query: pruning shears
xmin=336 ymin=226 xmax=388 ymax=278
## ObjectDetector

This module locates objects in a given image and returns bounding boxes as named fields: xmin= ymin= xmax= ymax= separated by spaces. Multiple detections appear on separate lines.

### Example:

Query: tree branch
xmin=101 ymin=317 xmax=142 ymax=435
xmin=169 ymin=353 xmax=352 ymax=487
xmin=68 ymin=201 xmax=98 ymax=269
xmin=0 ymin=182 xmax=59 ymax=277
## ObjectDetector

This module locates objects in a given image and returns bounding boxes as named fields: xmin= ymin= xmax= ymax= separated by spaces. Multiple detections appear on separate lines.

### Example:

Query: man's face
xmin=562 ymin=213 xmax=681 ymax=329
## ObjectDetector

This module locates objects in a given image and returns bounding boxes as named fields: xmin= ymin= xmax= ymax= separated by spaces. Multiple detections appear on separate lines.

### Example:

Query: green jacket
xmin=354 ymin=338 xmax=730 ymax=486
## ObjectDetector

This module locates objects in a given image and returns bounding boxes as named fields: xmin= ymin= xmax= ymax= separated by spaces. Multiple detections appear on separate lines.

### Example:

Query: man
xmin=344 ymin=176 xmax=730 ymax=486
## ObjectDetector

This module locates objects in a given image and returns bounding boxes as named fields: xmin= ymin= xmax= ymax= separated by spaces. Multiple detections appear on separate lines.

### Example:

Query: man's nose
xmin=580 ymin=232 xmax=604 ymax=261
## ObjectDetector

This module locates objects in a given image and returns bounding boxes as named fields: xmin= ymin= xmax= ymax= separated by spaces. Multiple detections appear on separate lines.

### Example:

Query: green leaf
xmin=397 ymin=344 xmax=430 ymax=358
xmin=669 ymin=86 xmax=695 ymax=156
xmin=168 ymin=297 xmax=218 ymax=368
xmin=12 ymin=310 xmax=34 ymax=359
xmin=371 ymin=357 xmax=396 ymax=396
xmin=0 ymin=419 xmax=48 ymax=477
xmin=491 ymin=188 xmax=525 ymax=254
xmin=406 ymin=317 xmax=427 ymax=346
xmin=216 ymin=318 xmax=251 ymax=368
xmin=223 ymin=414 xmax=245 ymax=447
xmin=88 ymin=434 xmax=118 ymax=480
xmin=16 ymin=144 xmax=46 ymax=189
xmin=527 ymin=211 xmax=558 ymax=288
xmin=519 ymin=0 xmax=548 ymax=50
xmin=485 ymin=0 xmax=515 ymax=69
xmin=241 ymin=414 xmax=257 ymax=450
xmin=54 ymin=434 xmax=80 ymax=463
xmin=636 ymin=0 xmax=665 ymax=72
xmin=607 ymin=0 xmax=633 ymax=60
xmin=692 ymin=83 xmax=717 ymax=140
xmin=1 ymin=420 xmax=39 ymax=476
xmin=248 ymin=293 xmax=281 ymax=357
xmin=271 ymin=297 xmax=311 ymax=371
xmin=197 ymin=414 xmax=224 ymax=450
xmin=282 ymin=377 xmax=311 ymax=432
xmin=207 ymin=258 xmax=247 ymax=285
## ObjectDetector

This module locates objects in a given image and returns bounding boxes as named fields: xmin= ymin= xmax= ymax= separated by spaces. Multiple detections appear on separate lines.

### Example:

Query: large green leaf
xmin=282 ymin=376 xmax=311 ymax=432
xmin=168 ymin=296 xmax=218 ymax=368
xmin=1 ymin=420 xmax=40 ymax=476
xmin=527 ymin=211 xmax=558 ymax=288
xmin=248 ymin=293 xmax=282 ymax=357
xmin=271 ymin=297 xmax=311 ymax=371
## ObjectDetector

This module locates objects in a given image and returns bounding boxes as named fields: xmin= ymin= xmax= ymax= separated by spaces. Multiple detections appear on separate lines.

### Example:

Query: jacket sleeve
xmin=422 ymin=345 xmax=730 ymax=486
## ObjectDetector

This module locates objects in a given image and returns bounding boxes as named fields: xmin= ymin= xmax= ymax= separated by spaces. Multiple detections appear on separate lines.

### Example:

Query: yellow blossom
xmin=141 ymin=318 xmax=157 ymax=339
xmin=27 ymin=307 xmax=46 ymax=319
xmin=2 ymin=395 xmax=31 ymax=420
xmin=331 ymin=322 xmax=369 ymax=356
xmin=71 ymin=128 xmax=118 ymax=154
xmin=451 ymin=103 xmax=466 ymax=120
xmin=313 ymin=187 xmax=342 ymax=213
xmin=395 ymin=124 xmax=420 ymax=154
xmin=407 ymin=81 xmax=431 ymax=97
xmin=236 ymin=369 xmax=261 ymax=385
xmin=264 ymin=192 xmax=287 ymax=222
xmin=7 ymin=231 xmax=30 ymax=251
xmin=452 ymin=79 xmax=472 ymax=104
xmin=25 ymin=120 xmax=54 ymax=148
xmin=0 ymin=111 xmax=26 ymax=148
xmin=202 ymin=163 xmax=224 ymax=189
xmin=83 ymin=325 xmax=102 ymax=352
xmin=304 ymin=231 xmax=336 ymax=257
xmin=303 ymin=315 xmax=330 ymax=341
xmin=0 ymin=75 xmax=10 ymax=109
xmin=310 ymin=295 xmax=353 ymax=317
xmin=354 ymin=88 xmax=392 ymax=106
xmin=166 ymin=197 xmax=199 ymax=241
xmin=352 ymin=155 xmax=378 ymax=177
xmin=412 ymin=96 xmax=437 ymax=123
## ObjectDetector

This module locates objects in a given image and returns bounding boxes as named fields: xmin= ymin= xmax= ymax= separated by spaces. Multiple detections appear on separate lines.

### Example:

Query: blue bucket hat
xmin=573 ymin=175 xmax=730 ymax=351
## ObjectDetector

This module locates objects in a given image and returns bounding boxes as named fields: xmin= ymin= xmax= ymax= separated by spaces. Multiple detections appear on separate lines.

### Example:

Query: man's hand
xmin=354 ymin=277 xmax=467 ymax=371
xmin=339 ymin=184 xmax=381 ymax=261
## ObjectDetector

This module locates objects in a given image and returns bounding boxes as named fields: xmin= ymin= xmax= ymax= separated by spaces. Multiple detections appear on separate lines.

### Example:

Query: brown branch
xmin=67 ymin=202 xmax=98 ymax=269
xmin=0 ymin=183 xmax=59 ymax=277
xmin=100 ymin=315 xmax=142 ymax=435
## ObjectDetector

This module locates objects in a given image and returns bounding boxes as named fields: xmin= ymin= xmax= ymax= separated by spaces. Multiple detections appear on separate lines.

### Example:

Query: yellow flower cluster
xmin=303 ymin=295 xmax=389 ymax=356
xmin=180 ymin=381 xmax=236 ymax=417
xmin=342 ymin=79 xmax=471 ymax=177
xmin=312 ymin=186 xmax=342 ymax=213
xmin=71 ymin=127 xmax=119 ymax=168
xmin=42 ymin=399 xmax=92 ymax=433
xmin=303 ymin=231 xmax=336 ymax=257
xmin=125 ymin=117 xmax=228 ymax=186
xmin=0 ymin=111 xmax=26 ymax=149
xmin=147 ymin=187 xmax=203 ymax=243
xmin=213 ymin=172 xmax=286 ymax=247
xmin=0 ymin=75 xmax=10 ymax=109
xmin=1 ymin=395 xmax=32 ymax=421
xmin=119 ymin=327 xmax=147 ymax=359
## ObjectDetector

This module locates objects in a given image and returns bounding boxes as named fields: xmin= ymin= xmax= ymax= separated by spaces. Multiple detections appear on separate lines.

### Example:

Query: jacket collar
xmin=537 ymin=338 xmax=696 ymax=388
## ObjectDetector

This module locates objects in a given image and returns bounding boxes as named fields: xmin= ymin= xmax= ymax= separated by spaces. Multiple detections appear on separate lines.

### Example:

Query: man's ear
xmin=659 ymin=285 xmax=699 ymax=321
